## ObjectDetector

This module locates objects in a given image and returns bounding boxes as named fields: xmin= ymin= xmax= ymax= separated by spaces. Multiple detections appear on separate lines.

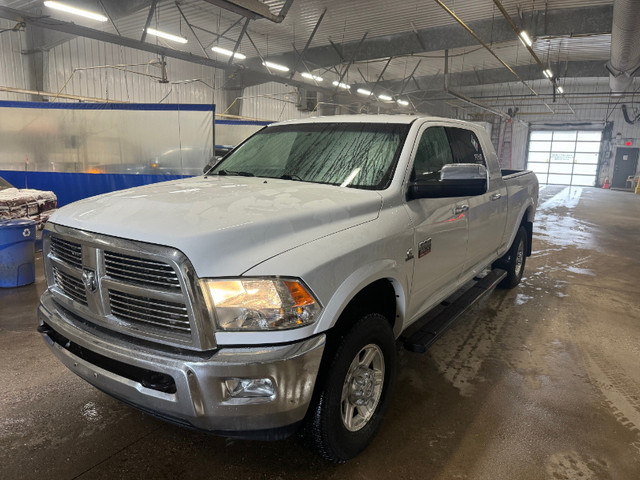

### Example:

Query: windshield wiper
xmin=279 ymin=173 xmax=304 ymax=181
xmin=216 ymin=169 xmax=255 ymax=177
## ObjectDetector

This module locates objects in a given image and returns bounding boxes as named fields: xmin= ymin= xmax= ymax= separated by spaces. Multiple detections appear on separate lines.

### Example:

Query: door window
xmin=411 ymin=127 xmax=454 ymax=181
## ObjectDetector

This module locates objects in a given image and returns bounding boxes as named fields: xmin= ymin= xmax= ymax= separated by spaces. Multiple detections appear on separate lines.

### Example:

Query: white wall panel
xmin=47 ymin=36 xmax=227 ymax=108
xmin=239 ymin=82 xmax=309 ymax=121
xmin=0 ymin=21 xmax=27 ymax=101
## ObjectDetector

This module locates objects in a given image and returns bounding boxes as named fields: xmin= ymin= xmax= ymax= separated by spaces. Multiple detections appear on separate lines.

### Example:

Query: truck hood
xmin=49 ymin=176 xmax=382 ymax=276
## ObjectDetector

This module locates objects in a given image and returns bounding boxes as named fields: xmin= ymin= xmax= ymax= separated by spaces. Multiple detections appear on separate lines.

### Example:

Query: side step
xmin=401 ymin=268 xmax=507 ymax=353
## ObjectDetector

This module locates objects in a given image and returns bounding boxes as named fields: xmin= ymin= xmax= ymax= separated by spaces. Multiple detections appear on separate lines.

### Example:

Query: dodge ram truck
xmin=38 ymin=115 xmax=538 ymax=462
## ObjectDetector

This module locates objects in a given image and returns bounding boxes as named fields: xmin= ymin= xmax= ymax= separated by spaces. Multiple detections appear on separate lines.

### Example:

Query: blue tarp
xmin=0 ymin=170 xmax=192 ymax=207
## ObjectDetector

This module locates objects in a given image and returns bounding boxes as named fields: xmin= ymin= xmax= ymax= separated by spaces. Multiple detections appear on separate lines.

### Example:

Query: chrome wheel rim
xmin=341 ymin=344 xmax=385 ymax=432
xmin=515 ymin=239 xmax=525 ymax=276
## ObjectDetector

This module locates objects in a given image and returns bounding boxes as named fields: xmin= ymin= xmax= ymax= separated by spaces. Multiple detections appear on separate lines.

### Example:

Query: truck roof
xmin=270 ymin=114 xmax=425 ymax=126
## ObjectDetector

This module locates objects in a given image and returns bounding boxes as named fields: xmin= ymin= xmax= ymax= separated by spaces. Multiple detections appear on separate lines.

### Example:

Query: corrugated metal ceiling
xmin=2 ymin=0 xmax=615 ymax=84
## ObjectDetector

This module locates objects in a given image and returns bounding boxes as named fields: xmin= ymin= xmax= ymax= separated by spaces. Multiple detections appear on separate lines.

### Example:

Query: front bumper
xmin=38 ymin=290 xmax=325 ymax=436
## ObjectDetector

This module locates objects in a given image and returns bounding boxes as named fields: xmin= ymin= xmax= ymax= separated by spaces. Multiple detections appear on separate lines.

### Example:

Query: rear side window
xmin=446 ymin=127 xmax=486 ymax=166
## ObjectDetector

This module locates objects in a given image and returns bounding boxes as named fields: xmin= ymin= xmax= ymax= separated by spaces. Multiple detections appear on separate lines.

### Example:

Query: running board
xmin=401 ymin=268 xmax=507 ymax=354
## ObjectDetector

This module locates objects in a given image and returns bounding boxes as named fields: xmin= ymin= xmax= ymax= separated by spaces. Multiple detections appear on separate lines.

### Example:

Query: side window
xmin=411 ymin=127 xmax=454 ymax=181
xmin=445 ymin=127 xmax=486 ymax=166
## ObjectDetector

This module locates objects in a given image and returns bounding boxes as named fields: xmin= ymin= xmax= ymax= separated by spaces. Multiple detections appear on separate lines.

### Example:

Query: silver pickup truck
xmin=38 ymin=115 xmax=538 ymax=462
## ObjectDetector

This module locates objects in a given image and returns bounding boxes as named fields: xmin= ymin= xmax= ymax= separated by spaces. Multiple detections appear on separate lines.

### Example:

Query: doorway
xmin=611 ymin=148 xmax=639 ymax=189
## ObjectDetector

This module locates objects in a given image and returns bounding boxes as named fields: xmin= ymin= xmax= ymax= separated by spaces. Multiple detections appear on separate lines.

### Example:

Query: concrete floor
xmin=1 ymin=185 xmax=639 ymax=479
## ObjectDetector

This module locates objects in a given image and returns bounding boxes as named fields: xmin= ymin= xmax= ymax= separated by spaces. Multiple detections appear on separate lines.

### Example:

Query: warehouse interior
xmin=1 ymin=0 xmax=640 ymax=478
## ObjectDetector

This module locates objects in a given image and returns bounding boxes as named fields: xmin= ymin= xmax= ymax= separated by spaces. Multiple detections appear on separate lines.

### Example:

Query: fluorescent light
xmin=212 ymin=46 xmax=246 ymax=60
xmin=519 ymin=31 xmax=532 ymax=47
xmin=332 ymin=81 xmax=351 ymax=89
xmin=263 ymin=61 xmax=289 ymax=72
xmin=357 ymin=88 xmax=372 ymax=96
xmin=44 ymin=1 xmax=107 ymax=22
xmin=543 ymin=69 xmax=553 ymax=79
xmin=397 ymin=99 xmax=409 ymax=106
xmin=301 ymin=72 xmax=323 ymax=82
xmin=378 ymin=94 xmax=392 ymax=101
xmin=146 ymin=28 xmax=188 ymax=44
xmin=557 ymin=86 xmax=564 ymax=94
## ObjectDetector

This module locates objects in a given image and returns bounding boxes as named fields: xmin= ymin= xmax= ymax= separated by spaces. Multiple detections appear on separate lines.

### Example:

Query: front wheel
xmin=494 ymin=225 xmax=527 ymax=289
xmin=302 ymin=313 xmax=397 ymax=463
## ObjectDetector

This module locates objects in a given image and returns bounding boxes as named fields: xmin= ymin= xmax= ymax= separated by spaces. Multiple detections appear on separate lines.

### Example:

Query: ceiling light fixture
xmin=146 ymin=27 xmax=188 ymax=44
xmin=519 ymin=31 xmax=533 ymax=47
xmin=302 ymin=72 xmax=323 ymax=82
xmin=397 ymin=99 xmax=409 ymax=106
xmin=212 ymin=46 xmax=246 ymax=60
xmin=378 ymin=94 xmax=392 ymax=101
xmin=332 ymin=81 xmax=351 ymax=89
xmin=557 ymin=86 xmax=564 ymax=94
xmin=263 ymin=61 xmax=289 ymax=72
xmin=357 ymin=88 xmax=372 ymax=96
xmin=43 ymin=1 xmax=107 ymax=22
xmin=543 ymin=69 xmax=553 ymax=79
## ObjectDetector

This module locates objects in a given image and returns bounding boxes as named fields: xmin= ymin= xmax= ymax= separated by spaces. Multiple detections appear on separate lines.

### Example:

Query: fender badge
xmin=418 ymin=238 xmax=432 ymax=258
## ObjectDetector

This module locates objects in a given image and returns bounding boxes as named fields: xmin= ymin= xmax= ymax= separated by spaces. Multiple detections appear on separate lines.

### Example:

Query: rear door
xmin=446 ymin=127 xmax=507 ymax=275
xmin=404 ymin=125 xmax=469 ymax=320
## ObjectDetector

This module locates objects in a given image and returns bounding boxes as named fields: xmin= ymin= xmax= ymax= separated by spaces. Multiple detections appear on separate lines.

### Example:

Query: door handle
xmin=490 ymin=193 xmax=502 ymax=201
xmin=454 ymin=205 xmax=469 ymax=214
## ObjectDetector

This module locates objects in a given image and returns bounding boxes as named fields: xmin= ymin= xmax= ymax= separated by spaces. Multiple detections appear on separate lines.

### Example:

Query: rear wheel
xmin=302 ymin=313 xmax=396 ymax=463
xmin=494 ymin=225 xmax=527 ymax=289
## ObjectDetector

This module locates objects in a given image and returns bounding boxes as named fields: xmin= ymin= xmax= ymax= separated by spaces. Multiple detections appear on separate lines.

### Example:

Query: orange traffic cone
xmin=603 ymin=177 xmax=610 ymax=189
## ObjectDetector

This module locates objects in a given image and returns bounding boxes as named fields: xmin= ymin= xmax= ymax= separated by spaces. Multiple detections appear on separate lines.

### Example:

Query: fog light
xmin=225 ymin=378 xmax=275 ymax=399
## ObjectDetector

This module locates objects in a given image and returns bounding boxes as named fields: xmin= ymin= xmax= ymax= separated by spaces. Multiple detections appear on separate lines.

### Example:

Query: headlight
xmin=202 ymin=278 xmax=322 ymax=331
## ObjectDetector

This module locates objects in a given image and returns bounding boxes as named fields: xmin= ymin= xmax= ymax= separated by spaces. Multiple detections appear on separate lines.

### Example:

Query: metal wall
xmin=0 ymin=19 xmax=27 ymax=100
xmin=47 ymin=36 xmax=225 ymax=106
xmin=239 ymin=82 xmax=309 ymax=121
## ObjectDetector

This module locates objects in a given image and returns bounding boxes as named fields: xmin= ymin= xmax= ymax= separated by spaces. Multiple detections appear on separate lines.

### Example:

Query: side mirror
xmin=408 ymin=163 xmax=487 ymax=199
xmin=203 ymin=156 xmax=223 ymax=174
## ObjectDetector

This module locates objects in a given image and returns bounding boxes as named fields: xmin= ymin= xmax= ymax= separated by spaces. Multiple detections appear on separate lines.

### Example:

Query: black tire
xmin=302 ymin=313 xmax=397 ymax=463
xmin=494 ymin=225 xmax=527 ymax=289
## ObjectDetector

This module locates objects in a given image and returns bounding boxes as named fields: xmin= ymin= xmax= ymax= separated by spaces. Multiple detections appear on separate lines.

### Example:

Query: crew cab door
xmin=403 ymin=125 xmax=469 ymax=321
xmin=445 ymin=127 xmax=508 ymax=275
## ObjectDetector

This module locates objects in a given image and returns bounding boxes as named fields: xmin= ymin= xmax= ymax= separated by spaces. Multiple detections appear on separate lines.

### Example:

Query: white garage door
xmin=527 ymin=130 xmax=601 ymax=186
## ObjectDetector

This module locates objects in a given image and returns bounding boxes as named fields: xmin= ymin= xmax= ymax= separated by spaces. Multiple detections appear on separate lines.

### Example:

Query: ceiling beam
xmin=382 ymin=60 xmax=607 ymax=101
xmin=0 ymin=5 xmax=346 ymax=96
xmin=237 ymin=4 xmax=613 ymax=75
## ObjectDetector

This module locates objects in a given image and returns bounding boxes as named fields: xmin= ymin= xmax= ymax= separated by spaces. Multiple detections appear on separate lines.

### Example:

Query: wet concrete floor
xmin=1 ymin=185 xmax=639 ymax=479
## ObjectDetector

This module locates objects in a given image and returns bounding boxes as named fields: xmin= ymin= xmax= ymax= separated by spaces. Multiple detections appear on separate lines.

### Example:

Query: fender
xmin=311 ymin=259 xmax=410 ymax=339
xmin=498 ymin=199 xmax=535 ymax=258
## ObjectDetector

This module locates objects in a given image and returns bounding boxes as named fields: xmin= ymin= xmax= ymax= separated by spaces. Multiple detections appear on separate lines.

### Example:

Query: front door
xmin=404 ymin=126 xmax=469 ymax=321
xmin=612 ymin=147 xmax=639 ymax=188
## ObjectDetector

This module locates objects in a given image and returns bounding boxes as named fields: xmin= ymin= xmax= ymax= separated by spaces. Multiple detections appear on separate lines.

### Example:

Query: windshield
xmin=209 ymin=122 xmax=410 ymax=190
xmin=0 ymin=177 xmax=14 ymax=191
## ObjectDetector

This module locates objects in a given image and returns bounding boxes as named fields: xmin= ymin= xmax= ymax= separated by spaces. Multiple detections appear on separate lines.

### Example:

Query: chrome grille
xmin=50 ymin=236 xmax=83 ymax=269
xmin=104 ymin=251 xmax=180 ymax=289
xmin=45 ymin=227 xmax=213 ymax=350
xmin=109 ymin=290 xmax=191 ymax=333
xmin=52 ymin=266 xmax=88 ymax=306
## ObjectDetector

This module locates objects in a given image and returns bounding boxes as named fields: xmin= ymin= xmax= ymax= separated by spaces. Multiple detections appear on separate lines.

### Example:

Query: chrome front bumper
xmin=38 ymin=290 xmax=325 ymax=435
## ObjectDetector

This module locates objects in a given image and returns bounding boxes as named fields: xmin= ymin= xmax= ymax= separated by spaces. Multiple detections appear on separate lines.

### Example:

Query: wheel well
xmin=332 ymin=279 xmax=398 ymax=338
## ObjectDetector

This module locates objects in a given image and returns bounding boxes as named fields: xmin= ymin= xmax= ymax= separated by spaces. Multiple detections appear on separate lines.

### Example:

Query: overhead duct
xmin=607 ymin=0 xmax=640 ymax=92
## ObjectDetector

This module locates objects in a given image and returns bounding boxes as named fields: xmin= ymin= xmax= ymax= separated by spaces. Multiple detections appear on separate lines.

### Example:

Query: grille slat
xmin=52 ymin=266 xmax=87 ymax=306
xmin=104 ymin=251 xmax=180 ymax=289
xmin=109 ymin=289 xmax=191 ymax=333
xmin=110 ymin=295 xmax=188 ymax=316
xmin=103 ymin=259 xmax=177 ymax=276
xmin=50 ymin=237 xmax=83 ymax=269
